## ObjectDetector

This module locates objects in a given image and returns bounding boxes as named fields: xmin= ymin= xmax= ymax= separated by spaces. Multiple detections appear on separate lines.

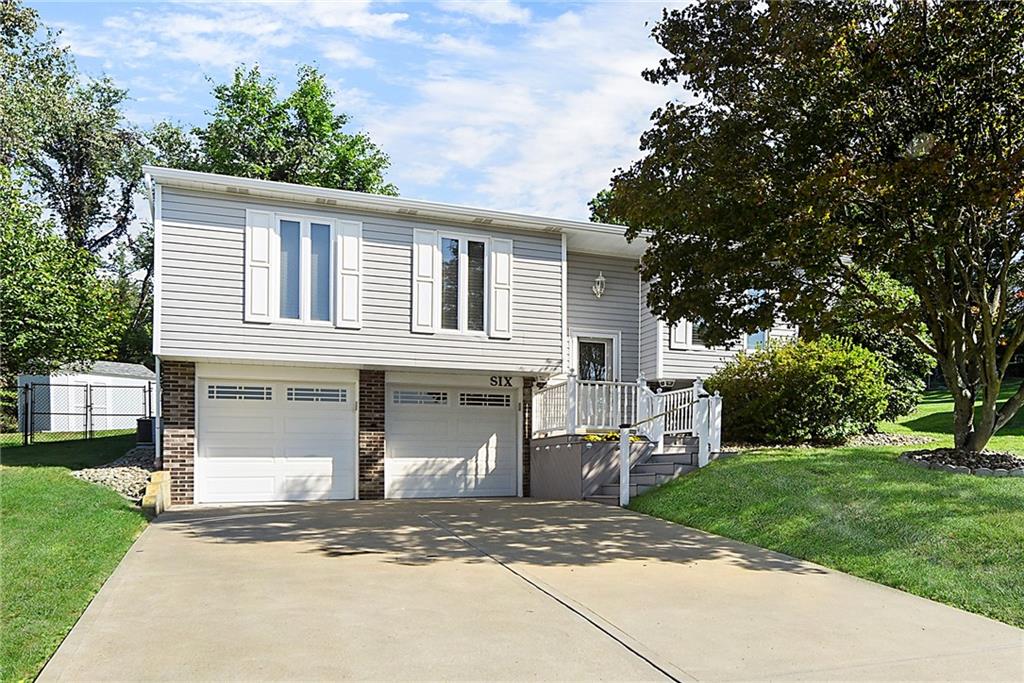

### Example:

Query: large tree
xmin=3 ymin=0 xmax=152 ymax=368
xmin=151 ymin=65 xmax=398 ymax=194
xmin=0 ymin=167 xmax=121 ymax=383
xmin=599 ymin=0 xmax=1024 ymax=452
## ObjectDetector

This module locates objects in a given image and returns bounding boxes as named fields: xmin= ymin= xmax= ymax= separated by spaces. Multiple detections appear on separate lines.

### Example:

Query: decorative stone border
xmin=898 ymin=453 xmax=1024 ymax=477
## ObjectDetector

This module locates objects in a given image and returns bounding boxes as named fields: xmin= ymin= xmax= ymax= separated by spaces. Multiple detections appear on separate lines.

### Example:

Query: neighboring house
xmin=143 ymin=166 xmax=796 ymax=506
xmin=18 ymin=361 xmax=155 ymax=433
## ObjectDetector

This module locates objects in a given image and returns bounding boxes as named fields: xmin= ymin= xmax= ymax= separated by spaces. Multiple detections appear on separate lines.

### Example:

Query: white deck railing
xmin=532 ymin=374 xmax=704 ymax=440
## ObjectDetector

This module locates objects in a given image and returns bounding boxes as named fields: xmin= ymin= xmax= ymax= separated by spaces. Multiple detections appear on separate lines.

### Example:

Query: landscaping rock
xmin=954 ymin=466 xmax=971 ymax=475
xmin=974 ymin=468 xmax=994 ymax=477
xmin=1011 ymin=468 xmax=1024 ymax=478
xmin=71 ymin=446 xmax=157 ymax=502
xmin=912 ymin=459 xmax=931 ymax=469
xmin=849 ymin=432 xmax=936 ymax=447
xmin=993 ymin=469 xmax=1009 ymax=477
xmin=901 ymin=448 xmax=1024 ymax=475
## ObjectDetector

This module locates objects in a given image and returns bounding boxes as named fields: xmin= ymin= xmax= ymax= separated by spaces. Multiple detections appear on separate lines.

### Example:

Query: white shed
xmin=18 ymin=362 xmax=155 ymax=433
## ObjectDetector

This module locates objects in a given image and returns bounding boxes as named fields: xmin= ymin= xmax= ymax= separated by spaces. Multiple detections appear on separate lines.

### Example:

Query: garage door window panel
xmin=207 ymin=385 xmax=273 ymax=400
xmin=287 ymin=387 xmax=347 ymax=403
xmin=393 ymin=390 xmax=448 ymax=405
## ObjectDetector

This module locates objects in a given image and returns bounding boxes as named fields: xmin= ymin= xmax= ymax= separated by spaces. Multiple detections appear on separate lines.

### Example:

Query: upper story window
xmin=413 ymin=228 xmax=511 ymax=338
xmin=244 ymin=209 xmax=362 ymax=329
xmin=440 ymin=236 xmax=487 ymax=332
xmin=277 ymin=216 xmax=333 ymax=323
xmin=670 ymin=320 xmax=707 ymax=349
xmin=745 ymin=329 xmax=769 ymax=350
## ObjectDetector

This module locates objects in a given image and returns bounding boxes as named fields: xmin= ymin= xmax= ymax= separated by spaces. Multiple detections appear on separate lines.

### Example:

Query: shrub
xmin=705 ymin=336 xmax=889 ymax=445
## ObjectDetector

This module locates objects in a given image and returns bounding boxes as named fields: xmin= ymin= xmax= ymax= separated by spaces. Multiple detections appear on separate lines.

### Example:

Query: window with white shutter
xmin=244 ymin=210 xmax=274 ymax=323
xmin=489 ymin=238 xmax=513 ymax=339
xmin=242 ymin=211 xmax=361 ymax=327
xmin=412 ymin=229 xmax=440 ymax=333
xmin=335 ymin=220 xmax=362 ymax=329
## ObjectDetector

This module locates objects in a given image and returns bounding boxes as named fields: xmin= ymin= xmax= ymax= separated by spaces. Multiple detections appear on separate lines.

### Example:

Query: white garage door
xmin=198 ymin=380 xmax=356 ymax=503
xmin=386 ymin=385 xmax=517 ymax=498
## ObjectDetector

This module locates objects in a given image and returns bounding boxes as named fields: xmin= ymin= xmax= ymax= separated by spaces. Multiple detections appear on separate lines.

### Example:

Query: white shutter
xmin=670 ymin=321 xmax=689 ymax=349
xmin=489 ymin=238 xmax=513 ymax=339
xmin=335 ymin=221 xmax=362 ymax=329
xmin=411 ymin=229 xmax=439 ymax=333
xmin=244 ymin=209 xmax=273 ymax=323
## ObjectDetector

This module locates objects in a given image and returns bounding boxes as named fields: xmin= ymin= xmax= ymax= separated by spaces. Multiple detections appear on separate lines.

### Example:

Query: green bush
xmin=705 ymin=336 xmax=889 ymax=445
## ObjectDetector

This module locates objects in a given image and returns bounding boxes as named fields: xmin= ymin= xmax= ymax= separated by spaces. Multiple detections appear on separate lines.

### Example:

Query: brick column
xmin=522 ymin=377 xmax=534 ymax=497
xmin=358 ymin=370 xmax=386 ymax=499
xmin=160 ymin=360 xmax=195 ymax=505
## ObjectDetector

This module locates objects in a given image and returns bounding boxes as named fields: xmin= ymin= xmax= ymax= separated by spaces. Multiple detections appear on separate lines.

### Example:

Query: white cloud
xmin=436 ymin=0 xmax=531 ymax=25
xmin=323 ymin=43 xmax=376 ymax=68
xmin=366 ymin=3 xmax=687 ymax=218
xmin=429 ymin=34 xmax=496 ymax=58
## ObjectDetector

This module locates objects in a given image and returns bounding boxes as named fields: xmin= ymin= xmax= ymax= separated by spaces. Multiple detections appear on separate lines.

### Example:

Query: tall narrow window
xmin=441 ymin=237 xmax=460 ymax=330
xmin=279 ymin=219 xmax=301 ymax=319
xmin=467 ymin=240 xmax=485 ymax=332
xmin=691 ymin=320 xmax=708 ymax=347
xmin=310 ymin=222 xmax=331 ymax=321
xmin=746 ymin=329 xmax=768 ymax=350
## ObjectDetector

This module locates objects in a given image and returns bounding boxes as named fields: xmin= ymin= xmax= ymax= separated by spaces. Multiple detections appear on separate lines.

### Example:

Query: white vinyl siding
xmin=639 ymin=279 xmax=659 ymax=379
xmin=566 ymin=253 xmax=639 ymax=381
xmin=159 ymin=187 xmax=562 ymax=373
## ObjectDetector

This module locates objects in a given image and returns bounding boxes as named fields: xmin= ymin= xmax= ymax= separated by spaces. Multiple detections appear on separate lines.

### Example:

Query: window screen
xmin=467 ymin=240 xmax=485 ymax=331
xmin=441 ymin=237 xmax=459 ymax=330
xmin=279 ymin=219 xmax=301 ymax=319
xmin=310 ymin=223 xmax=331 ymax=322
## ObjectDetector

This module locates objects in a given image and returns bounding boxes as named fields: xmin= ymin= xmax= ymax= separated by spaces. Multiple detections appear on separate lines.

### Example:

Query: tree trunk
xmin=964 ymin=381 xmax=1001 ymax=453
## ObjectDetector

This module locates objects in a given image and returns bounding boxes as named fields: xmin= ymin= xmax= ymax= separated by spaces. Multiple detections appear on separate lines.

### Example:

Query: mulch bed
xmin=900 ymin=448 xmax=1024 ymax=477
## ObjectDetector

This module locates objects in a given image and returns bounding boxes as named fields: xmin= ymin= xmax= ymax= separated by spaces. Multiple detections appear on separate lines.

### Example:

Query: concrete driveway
xmin=42 ymin=500 xmax=1023 ymax=681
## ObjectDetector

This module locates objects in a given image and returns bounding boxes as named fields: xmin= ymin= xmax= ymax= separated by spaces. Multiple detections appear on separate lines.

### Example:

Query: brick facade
xmin=358 ymin=369 xmax=386 ymax=499
xmin=522 ymin=377 xmax=534 ymax=497
xmin=160 ymin=360 xmax=195 ymax=505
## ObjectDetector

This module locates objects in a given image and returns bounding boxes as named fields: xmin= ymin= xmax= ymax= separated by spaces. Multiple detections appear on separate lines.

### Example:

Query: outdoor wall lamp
xmin=592 ymin=271 xmax=606 ymax=299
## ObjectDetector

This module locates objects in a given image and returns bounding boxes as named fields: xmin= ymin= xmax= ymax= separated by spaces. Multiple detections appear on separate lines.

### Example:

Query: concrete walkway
xmin=41 ymin=500 xmax=1023 ymax=681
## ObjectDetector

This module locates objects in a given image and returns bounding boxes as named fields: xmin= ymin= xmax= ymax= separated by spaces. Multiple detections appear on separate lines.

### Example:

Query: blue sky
xmin=35 ymin=1 xmax=688 ymax=220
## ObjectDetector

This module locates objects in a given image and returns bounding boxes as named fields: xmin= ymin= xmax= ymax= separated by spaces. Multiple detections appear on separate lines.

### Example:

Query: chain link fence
xmin=6 ymin=382 xmax=154 ymax=446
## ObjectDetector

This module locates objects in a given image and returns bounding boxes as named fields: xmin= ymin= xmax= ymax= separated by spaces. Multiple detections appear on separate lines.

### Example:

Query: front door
xmin=577 ymin=338 xmax=612 ymax=381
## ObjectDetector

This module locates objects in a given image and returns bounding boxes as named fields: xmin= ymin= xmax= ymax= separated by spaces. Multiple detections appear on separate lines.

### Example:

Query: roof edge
xmin=142 ymin=165 xmax=636 ymax=239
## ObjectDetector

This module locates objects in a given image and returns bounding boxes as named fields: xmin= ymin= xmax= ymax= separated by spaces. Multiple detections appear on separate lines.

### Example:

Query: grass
xmin=879 ymin=378 xmax=1023 ymax=454
xmin=0 ymin=429 xmax=134 ymax=449
xmin=631 ymin=383 xmax=1024 ymax=628
xmin=1 ymin=435 xmax=147 ymax=682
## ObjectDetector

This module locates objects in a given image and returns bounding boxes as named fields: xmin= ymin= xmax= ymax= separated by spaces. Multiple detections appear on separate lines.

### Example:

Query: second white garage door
xmin=385 ymin=385 xmax=518 ymax=498
xmin=197 ymin=380 xmax=356 ymax=503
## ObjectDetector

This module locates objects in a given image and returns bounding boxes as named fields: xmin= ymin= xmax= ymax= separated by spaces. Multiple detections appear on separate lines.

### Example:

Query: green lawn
xmin=631 ymin=384 xmax=1024 ymax=628
xmin=1 ymin=435 xmax=147 ymax=682
xmin=880 ymin=379 xmax=1023 ymax=454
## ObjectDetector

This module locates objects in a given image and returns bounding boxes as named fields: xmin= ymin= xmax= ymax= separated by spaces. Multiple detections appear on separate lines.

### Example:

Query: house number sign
xmin=490 ymin=376 xmax=513 ymax=387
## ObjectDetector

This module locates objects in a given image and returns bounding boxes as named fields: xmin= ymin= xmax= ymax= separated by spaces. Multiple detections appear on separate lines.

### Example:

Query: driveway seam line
xmin=420 ymin=514 xmax=695 ymax=683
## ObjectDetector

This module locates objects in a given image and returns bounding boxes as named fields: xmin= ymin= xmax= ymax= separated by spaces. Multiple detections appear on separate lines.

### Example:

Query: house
xmin=18 ymin=361 xmax=155 ymax=433
xmin=143 ymin=166 xmax=796 ymax=506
